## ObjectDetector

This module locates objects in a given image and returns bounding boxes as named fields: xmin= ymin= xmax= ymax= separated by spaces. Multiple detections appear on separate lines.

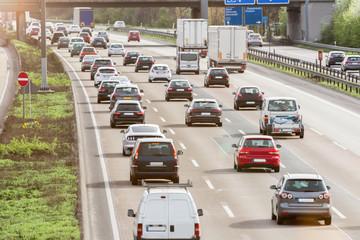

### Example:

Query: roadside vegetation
xmin=0 ymin=37 xmax=80 ymax=239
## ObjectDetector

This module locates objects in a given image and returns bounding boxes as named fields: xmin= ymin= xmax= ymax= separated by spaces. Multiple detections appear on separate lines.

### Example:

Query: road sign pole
xmin=23 ymin=87 xmax=25 ymax=120
xmin=29 ymin=78 xmax=31 ymax=119
xmin=40 ymin=0 xmax=50 ymax=91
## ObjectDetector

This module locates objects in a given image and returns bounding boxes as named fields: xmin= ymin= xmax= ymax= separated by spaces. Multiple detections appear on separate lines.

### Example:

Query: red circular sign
xmin=17 ymin=72 xmax=29 ymax=87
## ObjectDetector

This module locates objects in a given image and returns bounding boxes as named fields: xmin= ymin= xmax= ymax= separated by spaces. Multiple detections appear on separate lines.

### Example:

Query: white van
xmin=114 ymin=21 xmax=126 ymax=28
xmin=128 ymin=181 xmax=203 ymax=240
xmin=175 ymin=52 xmax=200 ymax=75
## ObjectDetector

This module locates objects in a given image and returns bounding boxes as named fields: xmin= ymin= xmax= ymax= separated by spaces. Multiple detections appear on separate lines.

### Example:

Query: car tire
xmin=276 ymin=213 xmax=284 ymax=225
xmin=148 ymin=79 xmax=152 ymax=83
xmin=108 ymin=54 xmax=111 ymax=57
xmin=189 ymin=97 xmax=193 ymax=101
xmin=123 ymin=147 xmax=128 ymax=156
xmin=131 ymin=174 xmax=138 ymax=185
xmin=236 ymin=164 xmax=242 ymax=172
xmin=217 ymin=122 xmax=223 ymax=127
xmin=186 ymin=120 xmax=192 ymax=126
xmin=57 ymin=46 xmax=59 ymax=49
xmin=165 ymin=96 xmax=170 ymax=101
xmin=259 ymin=126 xmax=263 ymax=134
xmin=234 ymin=102 xmax=239 ymax=110
xmin=273 ymin=166 xmax=280 ymax=173
xmin=71 ymin=53 xmax=73 ymax=57
xmin=300 ymin=126 xmax=304 ymax=139
xmin=226 ymin=84 xmax=230 ymax=88
xmin=176 ymin=69 xmax=180 ymax=74
xmin=238 ymin=71 xmax=244 ymax=73
xmin=172 ymin=176 xmax=179 ymax=184
xmin=110 ymin=120 xmax=115 ymax=128
xmin=81 ymin=68 xmax=85 ymax=72
xmin=97 ymin=98 xmax=101 ymax=103
xmin=233 ymin=161 xmax=237 ymax=169
xmin=195 ymin=70 xmax=199 ymax=75
xmin=324 ymin=217 xmax=332 ymax=225
xmin=135 ymin=69 xmax=138 ymax=73
xmin=266 ymin=124 xmax=272 ymax=136
xmin=91 ymin=74 xmax=94 ymax=80
xmin=123 ymin=63 xmax=126 ymax=66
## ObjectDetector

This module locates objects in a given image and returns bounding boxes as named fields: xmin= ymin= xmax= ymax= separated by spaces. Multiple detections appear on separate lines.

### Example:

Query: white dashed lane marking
xmin=169 ymin=128 xmax=175 ymax=135
xmin=153 ymin=107 xmax=158 ymax=112
xmin=160 ymin=117 xmax=166 ymax=122
xmin=333 ymin=141 xmax=347 ymax=150
xmin=222 ymin=204 xmax=235 ymax=218
xmin=179 ymin=142 xmax=187 ymax=150
xmin=191 ymin=159 xmax=199 ymax=167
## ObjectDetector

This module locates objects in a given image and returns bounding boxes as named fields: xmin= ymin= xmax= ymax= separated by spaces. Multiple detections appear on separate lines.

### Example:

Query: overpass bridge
xmin=1 ymin=0 xmax=335 ymax=42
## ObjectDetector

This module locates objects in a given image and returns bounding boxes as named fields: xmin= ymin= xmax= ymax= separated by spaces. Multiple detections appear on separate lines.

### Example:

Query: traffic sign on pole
xmin=244 ymin=7 xmax=263 ymax=25
xmin=225 ymin=7 xmax=243 ymax=26
xmin=224 ymin=0 xmax=255 ymax=5
xmin=257 ymin=0 xmax=289 ymax=4
xmin=17 ymin=72 xmax=29 ymax=87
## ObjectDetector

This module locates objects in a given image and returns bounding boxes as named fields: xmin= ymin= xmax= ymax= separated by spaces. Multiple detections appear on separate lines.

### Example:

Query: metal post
xmin=29 ymin=78 xmax=31 ymax=119
xmin=305 ymin=0 xmax=309 ymax=41
xmin=39 ymin=0 xmax=50 ymax=91
xmin=200 ymin=0 xmax=208 ymax=19
xmin=23 ymin=87 xmax=25 ymax=120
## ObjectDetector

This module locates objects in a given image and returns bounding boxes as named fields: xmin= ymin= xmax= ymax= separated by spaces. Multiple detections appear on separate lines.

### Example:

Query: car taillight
xmin=280 ymin=192 xmax=293 ymax=199
xmin=137 ymin=61 xmax=140 ymax=64
xmin=171 ymin=144 xmax=178 ymax=164
xmin=190 ymin=109 xmax=199 ymax=113
xmin=195 ymin=223 xmax=200 ymax=236
xmin=125 ymin=55 xmax=129 ymax=58
xmin=258 ymin=94 xmax=263 ymax=98
xmin=108 ymin=65 xmax=114 ymax=67
xmin=248 ymin=38 xmax=251 ymax=40
xmin=83 ymin=62 xmax=87 ymax=65
xmin=134 ymin=94 xmax=141 ymax=98
xmin=134 ymin=144 xmax=140 ymax=163
xmin=264 ymin=115 xmax=269 ymax=123
xmin=208 ymin=76 xmax=211 ymax=79
xmin=136 ymin=111 xmax=144 ymax=115
xmin=168 ymin=87 xmax=173 ymax=91
xmin=93 ymin=65 xmax=98 ymax=68
xmin=187 ymin=87 xmax=192 ymax=91
xmin=345 ymin=61 xmax=350 ymax=64
xmin=269 ymin=149 xmax=279 ymax=154
xmin=237 ymin=93 xmax=243 ymax=98
xmin=329 ymin=56 xmax=334 ymax=59
xmin=167 ymin=70 xmax=170 ymax=73
xmin=152 ymin=61 xmax=154 ymax=64
xmin=151 ymin=69 xmax=154 ymax=73
xmin=213 ymin=110 xmax=221 ymax=113
xmin=113 ymin=111 xmax=121 ymax=115
xmin=226 ymin=75 xmax=229 ymax=78
xmin=113 ymin=94 xmax=120 ymax=98
xmin=319 ymin=193 xmax=330 ymax=200
xmin=137 ymin=223 xmax=143 ymax=236
xmin=96 ymin=73 xmax=100 ymax=76
xmin=99 ymin=88 xmax=106 ymax=92
xmin=259 ymin=38 xmax=262 ymax=40
xmin=239 ymin=148 xmax=249 ymax=154
xmin=115 ymin=74 xmax=119 ymax=76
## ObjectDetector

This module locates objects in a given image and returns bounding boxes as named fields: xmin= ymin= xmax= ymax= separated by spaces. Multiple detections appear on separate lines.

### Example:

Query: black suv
xmin=233 ymin=86 xmax=264 ymax=110
xmin=57 ymin=36 xmax=70 ymax=49
xmin=91 ymin=37 xmax=107 ymax=49
xmin=90 ymin=58 xmax=115 ymax=80
xmin=123 ymin=51 xmax=141 ymax=66
xmin=51 ymin=31 xmax=65 ymax=44
xmin=204 ymin=67 xmax=230 ymax=88
xmin=129 ymin=138 xmax=183 ymax=185
xmin=110 ymin=100 xmax=146 ymax=128
xmin=184 ymin=99 xmax=223 ymax=127
xmin=97 ymin=80 xmax=119 ymax=103
xmin=165 ymin=79 xmax=193 ymax=101
xmin=135 ymin=56 xmax=154 ymax=72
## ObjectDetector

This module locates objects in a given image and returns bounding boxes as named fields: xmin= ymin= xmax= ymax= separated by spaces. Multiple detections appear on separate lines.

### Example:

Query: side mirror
xmin=140 ymin=90 xmax=144 ymax=93
xmin=191 ymin=84 xmax=194 ymax=87
xmin=109 ymin=106 xmax=112 ymax=110
xmin=276 ymin=144 xmax=281 ymax=148
xmin=262 ymin=92 xmax=264 ymax=95
xmin=197 ymin=209 xmax=203 ymax=217
xmin=173 ymin=57 xmax=176 ymax=60
xmin=127 ymin=209 xmax=135 ymax=217
xmin=120 ymin=130 xmax=125 ymax=133
xmin=219 ymin=104 xmax=223 ymax=108
xmin=177 ymin=150 xmax=183 ymax=155
xmin=231 ymin=143 xmax=237 ymax=148
xmin=232 ymin=92 xmax=236 ymax=95
xmin=143 ymin=106 xmax=147 ymax=110
xmin=163 ymin=130 xmax=167 ymax=134
xmin=270 ymin=185 xmax=277 ymax=190
xmin=184 ymin=104 xmax=189 ymax=107
xmin=164 ymin=84 xmax=168 ymax=87
xmin=326 ymin=186 xmax=331 ymax=190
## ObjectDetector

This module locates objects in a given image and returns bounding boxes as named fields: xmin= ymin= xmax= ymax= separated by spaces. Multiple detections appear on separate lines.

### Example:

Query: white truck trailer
xmin=176 ymin=19 xmax=208 ymax=53
xmin=207 ymin=26 xmax=248 ymax=73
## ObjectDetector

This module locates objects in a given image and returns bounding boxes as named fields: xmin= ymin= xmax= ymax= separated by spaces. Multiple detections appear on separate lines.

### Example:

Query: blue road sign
xmin=257 ymin=0 xmax=289 ymax=4
xmin=224 ymin=0 xmax=255 ymax=5
xmin=225 ymin=7 xmax=243 ymax=25
xmin=263 ymin=16 xmax=268 ymax=23
xmin=244 ymin=7 xmax=262 ymax=25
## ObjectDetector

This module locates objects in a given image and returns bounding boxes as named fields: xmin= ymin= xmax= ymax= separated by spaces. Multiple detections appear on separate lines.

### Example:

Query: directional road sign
xmin=225 ymin=7 xmax=243 ymax=26
xmin=263 ymin=16 xmax=268 ymax=23
xmin=257 ymin=0 xmax=289 ymax=4
xmin=244 ymin=7 xmax=263 ymax=25
xmin=224 ymin=0 xmax=255 ymax=5
xmin=18 ymin=72 xmax=29 ymax=87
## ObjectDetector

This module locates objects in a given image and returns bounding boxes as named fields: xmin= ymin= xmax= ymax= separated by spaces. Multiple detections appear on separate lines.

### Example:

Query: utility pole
xmin=39 ymin=0 xmax=51 ymax=92
xmin=305 ymin=0 xmax=309 ymax=41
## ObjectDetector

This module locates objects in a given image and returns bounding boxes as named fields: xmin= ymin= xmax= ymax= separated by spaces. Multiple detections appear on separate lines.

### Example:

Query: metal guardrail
xmin=290 ymin=40 xmax=360 ymax=54
xmin=105 ymin=26 xmax=176 ymax=39
xmin=248 ymin=48 xmax=360 ymax=94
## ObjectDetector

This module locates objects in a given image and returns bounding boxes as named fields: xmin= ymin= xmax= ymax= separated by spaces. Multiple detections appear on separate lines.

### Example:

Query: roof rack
xmin=142 ymin=180 xmax=193 ymax=189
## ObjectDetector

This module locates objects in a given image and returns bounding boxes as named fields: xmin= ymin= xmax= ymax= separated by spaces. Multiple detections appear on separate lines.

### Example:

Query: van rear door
xmin=168 ymin=194 xmax=196 ymax=239
xmin=142 ymin=194 xmax=169 ymax=238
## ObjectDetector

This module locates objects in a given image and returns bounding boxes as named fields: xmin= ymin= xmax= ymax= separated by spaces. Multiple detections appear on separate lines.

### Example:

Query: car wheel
xmin=276 ymin=212 xmax=284 ymax=225
xmin=236 ymin=164 xmax=242 ymax=172
xmin=71 ymin=53 xmax=73 ymax=57
xmin=233 ymin=161 xmax=237 ymax=169
xmin=266 ymin=124 xmax=272 ymax=136
xmin=131 ymin=174 xmax=138 ymax=185
xmin=172 ymin=176 xmax=179 ymax=184
xmin=81 ymin=68 xmax=85 ymax=72
xmin=165 ymin=96 xmax=170 ymax=101
xmin=57 ymin=46 xmax=59 ymax=49
xmin=238 ymin=71 xmax=244 ymax=73
xmin=104 ymin=47 xmax=106 ymax=49
xmin=324 ymin=217 xmax=332 ymax=225
xmin=234 ymin=102 xmax=239 ymax=110
xmin=217 ymin=122 xmax=223 ymax=127
xmin=189 ymin=97 xmax=193 ymax=101
xmin=91 ymin=74 xmax=94 ymax=80
xmin=123 ymin=63 xmax=126 ymax=66
xmin=135 ymin=69 xmax=138 ymax=73
xmin=148 ymin=79 xmax=152 ymax=83
xmin=300 ymin=126 xmax=304 ymax=139
xmin=273 ymin=166 xmax=280 ymax=173
xmin=259 ymin=126 xmax=263 ymax=134
xmin=110 ymin=120 xmax=115 ymax=128
xmin=195 ymin=70 xmax=199 ymax=75
xmin=176 ymin=69 xmax=180 ymax=74
xmin=108 ymin=54 xmax=111 ymax=57
xmin=97 ymin=98 xmax=101 ymax=103
xmin=226 ymin=84 xmax=230 ymax=88
xmin=186 ymin=120 xmax=192 ymax=126
xmin=271 ymin=205 xmax=276 ymax=220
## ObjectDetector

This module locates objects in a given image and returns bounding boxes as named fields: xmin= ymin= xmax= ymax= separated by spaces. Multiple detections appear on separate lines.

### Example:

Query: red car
xmin=232 ymin=135 xmax=281 ymax=172
xmin=79 ymin=32 xmax=91 ymax=43
xmin=128 ymin=31 xmax=140 ymax=42
xmin=79 ymin=47 xmax=97 ymax=61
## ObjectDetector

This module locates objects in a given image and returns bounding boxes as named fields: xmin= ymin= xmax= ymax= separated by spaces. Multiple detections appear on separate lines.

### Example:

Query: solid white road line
xmin=146 ymin=99 xmax=151 ymax=104
xmin=238 ymin=129 xmax=246 ymax=135
xmin=333 ymin=141 xmax=347 ymax=150
xmin=203 ymin=177 xmax=214 ymax=190
xmin=179 ymin=142 xmax=187 ymax=150
xmin=152 ymin=107 xmax=158 ymax=112
xmin=211 ymin=138 xmax=228 ymax=155
xmin=55 ymin=52 xmax=120 ymax=240
xmin=191 ymin=159 xmax=199 ymax=168
xmin=280 ymin=163 xmax=286 ymax=169
xmin=222 ymin=204 xmax=235 ymax=218
xmin=0 ymin=48 xmax=10 ymax=107
xmin=332 ymin=207 xmax=346 ymax=219
xmin=169 ymin=128 xmax=175 ymax=135
xmin=193 ymin=93 xmax=198 ymax=96
xmin=225 ymin=118 xmax=231 ymax=123
xmin=160 ymin=117 xmax=166 ymax=122
xmin=310 ymin=127 xmax=323 ymax=135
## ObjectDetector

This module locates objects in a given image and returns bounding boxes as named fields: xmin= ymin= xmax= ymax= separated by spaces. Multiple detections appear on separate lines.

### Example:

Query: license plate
xmin=146 ymin=226 xmax=166 ymax=232
xmin=143 ymin=66 xmax=149 ymax=68
xmin=131 ymin=57 xmax=137 ymax=59
xmin=297 ymin=198 xmax=314 ymax=203
xmin=124 ymin=113 xmax=134 ymax=115
xmin=215 ymin=76 xmax=222 ymax=79
xmin=177 ymin=89 xmax=184 ymax=91
xmin=246 ymin=101 xmax=255 ymax=104
xmin=335 ymin=62 xmax=341 ymax=64
xmin=201 ymin=112 xmax=211 ymax=116
xmin=253 ymin=159 xmax=266 ymax=162
xmin=124 ymin=97 xmax=132 ymax=99
xmin=150 ymin=162 xmax=163 ymax=166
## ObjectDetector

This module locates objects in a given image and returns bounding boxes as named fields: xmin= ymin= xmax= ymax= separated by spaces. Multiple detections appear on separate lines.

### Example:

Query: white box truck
xmin=207 ymin=26 xmax=248 ymax=73
xmin=176 ymin=19 xmax=208 ymax=53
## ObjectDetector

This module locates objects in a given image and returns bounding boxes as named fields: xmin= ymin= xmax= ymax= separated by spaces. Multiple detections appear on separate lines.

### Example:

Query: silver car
xmin=270 ymin=173 xmax=331 ymax=225
xmin=108 ymin=43 xmax=126 ymax=57
xmin=81 ymin=55 xmax=101 ymax=72
xmin=109 ymin=75 xmax=131 ymax=84
xmin=248 ymin=33 xmax=263 ymax=47
xmin=94 ymin=67 xmax=119 ymax=87
xmin=341 ymin=55 xmax=360 ymax=72
xmin=121 ymin=124 xmax=166 ymax=156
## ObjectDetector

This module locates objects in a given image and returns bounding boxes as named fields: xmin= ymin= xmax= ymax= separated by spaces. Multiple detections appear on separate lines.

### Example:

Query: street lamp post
xmin=39 ymin=0 xmax=50 ymax=91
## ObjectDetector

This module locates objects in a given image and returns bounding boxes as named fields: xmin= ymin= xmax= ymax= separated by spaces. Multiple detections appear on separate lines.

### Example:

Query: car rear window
xmin=101 ymin=82 xmax=118 ymax=88
xmin=115 ymin=87 xmax=139 ymax=94
xmin=99 ymin=69 xmax=116 ymax=73
xmin=244 ymin=139 xmax=274 ymax=148
xmin=181 ymin=54 xmax=198 ymax=61
xmin=138 ymin=142 xmax=173 ymax=156
xmin=193 ymin=101 xmax=217 ymax=108
xmin=331 ymin=52 xmax=344 ymax=57
xmin=170 ymin=81 xmax=189 ymax=87
xmin=111 ymin=44 xmax=123 ymax=48
xmin=116 ymin=103 xmax=140 ymax=111
xmin=83 ymin=48 xmax=95 ymax=52
xmin=94 ymin=60 xmax=112 ymax=65
xmin=132 ymin=126 xmax=159 ymax=133
xmin=268 ymin=100 xmax=297 ymax=111
xmin=153 ymin=66 xmax=168 ymax=70
xmin=130 ymin=32 xmax=139 ymax=35
xmin=240 ymin=88 xmax=259 ymax=94
xmin=57 ymin=27 xmax=66 ymax=31
xmin=284 ymin=179 xmax=325 ymax=192
xmin=80 ymin=33 xmax=89 ymax=36
xmin=210 ymin=69 xmax=227 ymax=75
xmin=84 ymin=55 xmax=100 ymax=61
xmin=139 ymin=57 xmax=152 ymax=62
xmin=348 ymin=57 xmax=360 ymax=61
xmin=128 ymin=52 xmax=140 ymax=56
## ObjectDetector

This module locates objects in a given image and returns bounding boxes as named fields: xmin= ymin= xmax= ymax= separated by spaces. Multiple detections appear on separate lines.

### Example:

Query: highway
xmin=50 ymin=31 xmax=360 ymax=240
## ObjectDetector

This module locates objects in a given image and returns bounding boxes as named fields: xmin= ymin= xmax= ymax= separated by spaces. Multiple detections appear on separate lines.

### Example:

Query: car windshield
xmin=138 ymin=142 xmax=173 ymax=156
xmin=132 ymin=126 xmax=159 ymax=133
xmin=95 ymin=60 xmax=112 ymax=65
xmin=210 ymin=69 xmax=227 ymax=75
xmin=101 ymin=82 xmax=118 ymax=88
xmin=193 ymin=101 xmax=217 ymax=108
xmin=284 ymin=179 xmax=326 ymax=192
xmin=181 ymin=54 xmax=197 ymax=61
xmin=170 ymin=81 xmax=189 ymax=87
xmin=111 ymin=44 xmax=123 ymax=48
xmin=244 ymin=139 xmax=274 ymax=148
xmin=240 ymin=88 xmax=259 ymax=94
xmin=153 ymin=66 xmax=168 ymax=70
xmin=99 ymin=69 xmax=115 ymax=73
xmin=115 ymin=87 xmax=139 ymax=94
xmin=268 ymin=100 xmax=297 ymax=111
xmin=116 ymin=104 xmax=140 ymax=111
xmin=347 ymin=57 xmax=360 ymax=61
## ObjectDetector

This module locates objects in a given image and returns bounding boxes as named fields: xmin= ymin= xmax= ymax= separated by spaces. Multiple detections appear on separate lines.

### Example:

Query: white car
xmin=109 ymin=75 xmax=131 ymax=84
xmin=94 ymin=67 xmax=119 ymax=87
xmin=128 ymin=182 xmax=203 ymax=239
xmin=108 ymin=43 xmax=126 ymax=57
xmin=68 ymin=37 xmax=85 ymax=52
xmin=113 ymin=21 xmax=125 ymax=28
xmin=148 ymin=64 xmax=171 ymax=82
xmin=38 ymin=29 xmax=52 ymax=40
xmin=69 ymin=25 xmax=81 ymax=34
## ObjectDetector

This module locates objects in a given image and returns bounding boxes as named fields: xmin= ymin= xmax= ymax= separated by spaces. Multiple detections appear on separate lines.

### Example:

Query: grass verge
xmin=0 ymin=38 xmax=80 ymax=239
